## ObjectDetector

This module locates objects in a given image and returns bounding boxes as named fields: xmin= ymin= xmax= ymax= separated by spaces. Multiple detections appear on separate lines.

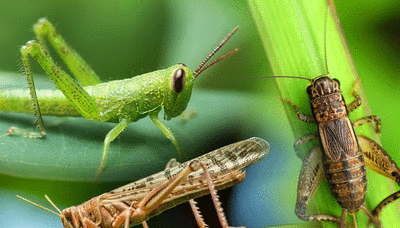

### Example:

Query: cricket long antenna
xmin=17 ymin=195 xmax=63 ymax=218
xmin=253 ymin=76 xmax=313 ymax=82
xmin=193 ymin=26 xmax=239 ymax=79
xmin=324 ymin=4 xmax=329 ymax=74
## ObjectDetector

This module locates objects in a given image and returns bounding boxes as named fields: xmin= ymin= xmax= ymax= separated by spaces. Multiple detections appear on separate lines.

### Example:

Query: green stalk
xmin=248 ymin=0 xmax=400 ymax=227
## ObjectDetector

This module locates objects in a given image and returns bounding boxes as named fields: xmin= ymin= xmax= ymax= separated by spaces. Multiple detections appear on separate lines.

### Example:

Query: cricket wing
xmin=319 ymin=118 xmax=359 ymax=161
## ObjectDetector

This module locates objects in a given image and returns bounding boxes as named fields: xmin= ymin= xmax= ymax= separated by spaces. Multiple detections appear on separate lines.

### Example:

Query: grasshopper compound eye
xmin=172 ymin=68 xmax=186 ymax=94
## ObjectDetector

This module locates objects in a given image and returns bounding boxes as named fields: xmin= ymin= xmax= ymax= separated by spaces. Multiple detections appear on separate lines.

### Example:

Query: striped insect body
xmin=18 ymin=137 xmax=269 ymax=228
xmin=261 ymin=5 xmax=400 ymax=228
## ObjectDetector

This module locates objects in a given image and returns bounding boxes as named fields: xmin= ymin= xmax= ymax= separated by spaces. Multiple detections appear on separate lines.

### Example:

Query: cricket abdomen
xmin=323 ymin=154 xmax=367 ymax=211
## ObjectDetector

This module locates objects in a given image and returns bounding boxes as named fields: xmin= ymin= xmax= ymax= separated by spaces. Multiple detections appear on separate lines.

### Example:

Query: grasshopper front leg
xmin=149 ymin=110 xmax=183 ymax=159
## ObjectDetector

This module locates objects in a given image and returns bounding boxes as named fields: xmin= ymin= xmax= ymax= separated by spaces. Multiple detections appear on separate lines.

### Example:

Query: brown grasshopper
xmin=263 ymin=4 xmax=400 ymax=228
xmin=17 ymin=137 xmax=269 ymax=228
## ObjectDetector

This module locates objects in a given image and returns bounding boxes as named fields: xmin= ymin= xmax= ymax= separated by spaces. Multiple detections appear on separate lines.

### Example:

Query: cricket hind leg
xmin=294 ymin=132 xmax=318 ymax=160
xmin=295 ymin=146 xmax=349 ymax=227
xmin=358 ymin=135 xmax=400 ymax=221
xmin=33 ymin=18 xmax=102 ymax=86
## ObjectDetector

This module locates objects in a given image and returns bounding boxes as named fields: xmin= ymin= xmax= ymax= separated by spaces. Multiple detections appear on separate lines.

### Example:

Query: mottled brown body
xmin=18 ymin=137 xmax=268 ymax=228
xmin=59 ymin=170 xmax=245 ymax=228
xmin=309 ymin=77 xmax=367 ymax=212
xmin=286 ymin=74 xmax=400 ymax=228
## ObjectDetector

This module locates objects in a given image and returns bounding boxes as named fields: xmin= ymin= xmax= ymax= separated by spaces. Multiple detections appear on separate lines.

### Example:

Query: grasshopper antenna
xmin=194 ymin=26 xmax=239 ymax=78
xmin=17 ymin=195 xmax=63 ymax=218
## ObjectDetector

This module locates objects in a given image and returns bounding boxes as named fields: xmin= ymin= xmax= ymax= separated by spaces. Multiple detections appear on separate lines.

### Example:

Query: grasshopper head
xmin=60 ymin=207 xmax=79 ymax=228
xmin=163 ymin=27 xmax=239 ymax=120
xmin=163 ymin=64 xmax=195 ymax=120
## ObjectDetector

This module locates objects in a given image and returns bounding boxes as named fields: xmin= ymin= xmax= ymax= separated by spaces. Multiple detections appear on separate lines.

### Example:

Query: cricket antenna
xmin=254 ymin=75 xmax=313 ymax=82
xmin=193 ymin=26 xmax=239 ymax=79
xmin=324 ymin=4 xmax=330 ymax=75
xmin=17 ymin=195 xmax=63 ymax=218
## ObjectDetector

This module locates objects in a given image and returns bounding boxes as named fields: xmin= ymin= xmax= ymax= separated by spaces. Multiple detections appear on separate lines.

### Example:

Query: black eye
xmin=333 ymin=78 xmax=340 ymax=86
xmin=306 ymin=84 xmax=312 ymax=95
xmin=172 ymin=68 xmax=186 ymax=94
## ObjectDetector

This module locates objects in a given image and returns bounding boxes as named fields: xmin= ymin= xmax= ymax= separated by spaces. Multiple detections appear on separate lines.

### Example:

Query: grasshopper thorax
xmin=307 ymin=75 xmax=341 ymax=100
xmin=163 ymin=64 xmax=195 ymax=120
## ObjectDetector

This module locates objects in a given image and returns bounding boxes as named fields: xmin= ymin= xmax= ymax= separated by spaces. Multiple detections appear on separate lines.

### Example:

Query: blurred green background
xmin=0 ymin=0 xmax=399 ymax=227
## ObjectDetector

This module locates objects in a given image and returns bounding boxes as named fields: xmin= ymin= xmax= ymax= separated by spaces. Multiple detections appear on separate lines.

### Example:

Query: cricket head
xmin=163 ymin=26 xmax=239 ymax=120
xmin=307 ymin=75 xmax=341 ymax=100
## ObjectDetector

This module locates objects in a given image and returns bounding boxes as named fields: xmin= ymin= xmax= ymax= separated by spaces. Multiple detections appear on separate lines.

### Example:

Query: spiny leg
xmin=141 ymin=221 xmax=149 ymax=228
xmin=148 ymin=110 xmax=184 ymax=160
xmin=358 ymin=135 xmax=400 ymax=184
xmin=165 ymin=159 xmax=244 ymax=228
xmin=372 ymin=191 xmax=400 ymax=219
xmin=189 ymin=199 xmax=209 ymax=228
xmin=295 ymin=146 xmax=347 ymax=226
xmin=353 ymin=116 xmax=381 ymax=133
xmin=112 ymin=161 xmax=202 ymax=228
xmin=33 ymin=18 xmax=101 ymax=86
xmin=358 ymin=135 xmax=400 ymax=222
xmin=20 ymin=40 xmax=103 ymax=138
xmin=198 ymin=161 xmax=247 ymax=228
xmin=346 ymin=81 xmax=361 ymax=113
xmin=294 ymin=132 xmax=318 ymax=160
xmin=339 ymin=210 xmax=348 ymax=228
xmin=360 ymin=205 xmax=382 ymax=228
xmin=164 ymin=159 xmax=209 ymax=227
xmin=349 ymin=212 xmax=357 ymax=228
xmin=282 ymin=98 xmax=315 ymax=123
xmin=94 ymin=118 xmax=130 ymax=182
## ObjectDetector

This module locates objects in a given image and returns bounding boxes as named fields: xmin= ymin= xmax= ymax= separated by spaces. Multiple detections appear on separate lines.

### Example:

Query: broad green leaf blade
xmin=248 ymin=0 xmax=400 ymax=227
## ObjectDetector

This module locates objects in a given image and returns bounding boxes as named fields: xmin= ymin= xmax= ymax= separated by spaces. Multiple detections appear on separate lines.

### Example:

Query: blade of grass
xmin=248 ymin=0 xmax=400 ymax=227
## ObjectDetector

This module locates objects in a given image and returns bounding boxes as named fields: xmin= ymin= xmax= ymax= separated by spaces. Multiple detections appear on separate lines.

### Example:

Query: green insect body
xmin=1 ymin=65 xmax=194 ymax=121
xmin=2 ymin=18 xmax=238 ymax=181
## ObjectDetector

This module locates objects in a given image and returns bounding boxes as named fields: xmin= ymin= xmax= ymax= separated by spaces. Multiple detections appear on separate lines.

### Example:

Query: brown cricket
xmin=17 ymin=137 xmax=269 ymax=228
xmin=262 ymin=3 xmax=400 ymax=228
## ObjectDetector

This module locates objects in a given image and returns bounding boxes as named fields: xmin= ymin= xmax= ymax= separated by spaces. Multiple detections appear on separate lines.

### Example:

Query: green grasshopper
xmin=2 ymin=18 xmax=238 ymax=181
